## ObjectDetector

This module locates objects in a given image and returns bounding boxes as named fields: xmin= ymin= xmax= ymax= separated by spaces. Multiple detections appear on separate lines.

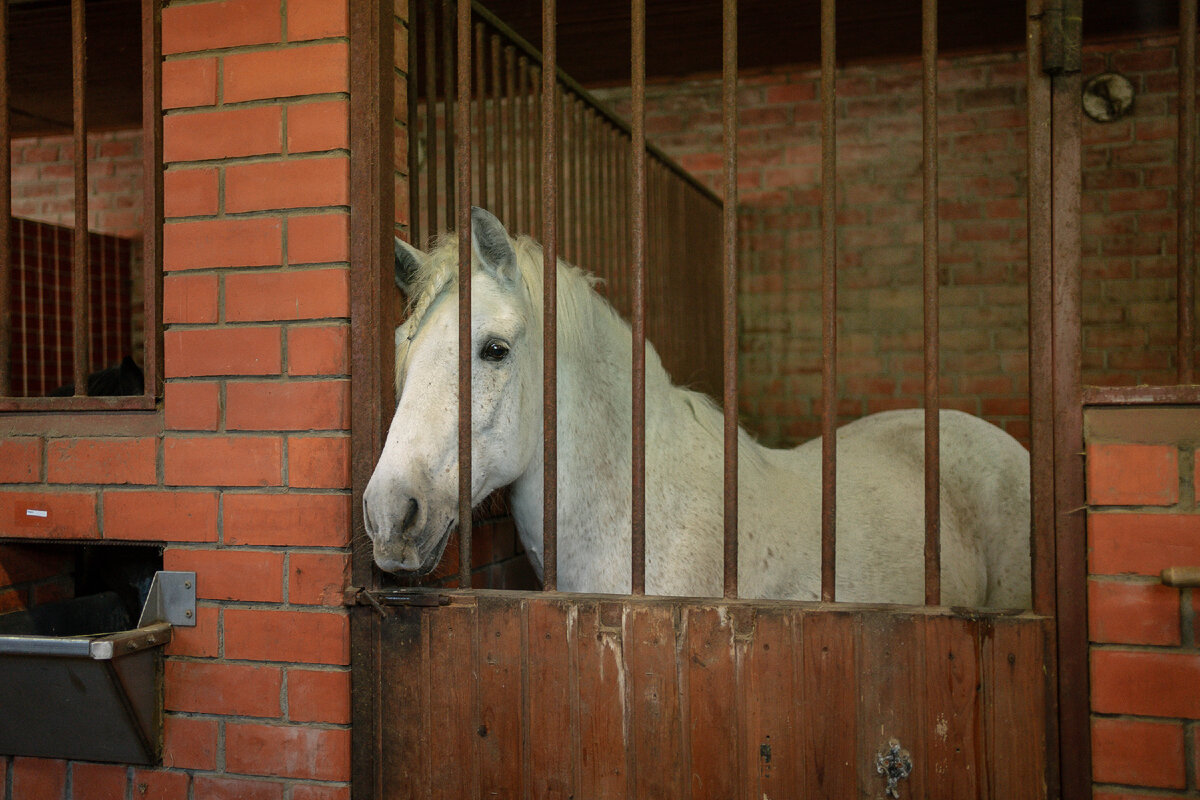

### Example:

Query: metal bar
xmin=542 ymin=0 xmax=559 ymax=592
xmin=456 ymin=0 xmax=473 ymax=589
xmin=443 ymin=0 xmax=457 ymax=229
xmin=922 ymin=0 xmax=941 ymax=607
xmin=408 ymin=0 xmax=421 ymax=248
xmin=819 ymin=0 xmax=838 ymax=602
xmin=630 ymin=0 xmax=648 ymax=596
xmin=0 ymin=0 xmax=11 ymax=396
xmin=71 ymin=0 xmax=90 ymax=395
xmin=424 ymin=0 xmax=439 ymax=237
xmin=1179 ymin=0 xmax=1196 ymax=384
xmin=142 ymin=0 xmax=163 ymax=400
xmin=721 ymin=0 xmax=739 ymax=599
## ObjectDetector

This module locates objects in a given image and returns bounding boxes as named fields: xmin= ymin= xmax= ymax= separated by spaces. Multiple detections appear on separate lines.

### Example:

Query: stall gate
xmin=348 ymin=0 xmax=1103 ymax=796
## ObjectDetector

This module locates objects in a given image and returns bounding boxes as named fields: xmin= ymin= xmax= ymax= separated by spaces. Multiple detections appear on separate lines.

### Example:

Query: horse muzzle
xmin=363 ymin=484 xmax=455 ymax=575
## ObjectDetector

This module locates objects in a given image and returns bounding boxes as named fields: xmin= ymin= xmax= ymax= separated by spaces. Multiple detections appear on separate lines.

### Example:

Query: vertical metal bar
xmin=922 ymin=0 xmax=941 ymax=606
xmin=542 ymin=0 xmax=559 ymax=591
xmin=1179 ymin=0 xmax=1196 ymax=385
xmin=819 ymin=0 xmax=838 ymax=602
xmin=408 ymin=0 xmax=421 ymax=248
xmin=721 ymin=0 xmax=739 ymax=599
xmin=455 ymin=0 xmax=473 ymax=589
xmin=443 ymin=0 xmax=457 ymax=228
xmin=424 ymin=0 xmax=439 ymax=236
xmin=0 ymin=0 xmax=11 ymax=396
xmin=630 ymin=0 xmax=648 ymax=596
xmin=71 ymin=0 xmax=90 ymax=395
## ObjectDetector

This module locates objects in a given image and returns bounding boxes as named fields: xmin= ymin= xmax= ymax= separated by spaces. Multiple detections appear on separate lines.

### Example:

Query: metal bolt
xmin=184 ymin=581 xmax=192 ymax=589
xmin=185 ymin=610 xmax=193 ymax=618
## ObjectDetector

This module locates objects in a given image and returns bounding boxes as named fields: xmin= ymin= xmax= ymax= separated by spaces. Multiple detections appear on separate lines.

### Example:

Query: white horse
xmin=363 ymin=208 xmax=1030 ymax=607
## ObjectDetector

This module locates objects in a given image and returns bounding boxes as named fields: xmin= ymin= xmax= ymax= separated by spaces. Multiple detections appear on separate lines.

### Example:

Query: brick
xmin=0 ymin=437 xmax=42 ymax=483
xmin=0 ymin=490 xmax=99 ymax=539
xmin=165 ymin=326 xmax=283 ymax=377
xmin=130 ymin=769 xmax=190 ymax=800
xmin=162 ymin=0 xmax=281 ymax=54
xmin=288 ymin=435 xmax=350 ymax=489
xmin=192 ymin=776 xmax=285 ymax=800
xmin=225 ymin=269 xmax=350 ymax=321
xmin=223 ymin=493 xmax=350 ymax=546
xmin=224 ymin=608 xmax=349 ymax=664
xmin=165 ymin=547 xmax=285 ymax=602
xmin=1089 ymin=514 xmax=1200 ymax=576
xmin=46 ymin=437 xmax=157 ymax=485
xmin=287 ymin=325 xmax=350 ymax=377
xmin=164 ymin=436 xmax=283 ymax=487
xmin=224 ymin=157 xmax=349 ymax=213
xmin=164 ymin=217 xmax=283 ymax=270
xmin=165 ymin=604 xmax=219 ymax=657
xmin=162 ymin=58 xmax=219 ymax=109
xmin=288 ymin=551 xmax=349 ymax=605
xmin=225 ymin=380 xmax=351 ymax=431
xmin=0 ymin=544 xmax=73 ymax=585
xmin=12 ymin=758 xmax=67 ymax=800
xmin=225 ymin=723 xmax=350 ymax=781
xmin=1091 ymin=649 xmax=1200 ymax=717
xmin=71 ymin=762 xmax=128 ymax=800
xmin=291 ymin=787 xmax=350 ymax=800
xmin=288 ymin=213 xmax=350 ymax=264
xmin=287 ymin=101 xmax=349 ymax=153
xmin=1089 ymin=579 xmax=1182 ymax=646
xmin=1092 ymin=717 xmax=1185 ymax=789
xmin=164 ymin=382 xmax=221 ymax=432
xmin=288 ymin=668 xmax=350 ymax=723
xmin=165 ymin=661 xmax=283 ymax=717
xmin=164 ymin=106 xmax=283 ymax=163
xmin=162 ymin=715 xmax=218 ymax=771
xmin=164 ymin=167 xmax=219 ymax=218
xmin=103 ymin=491 xmax=219 ymax=542
xmin=163 ymin=272 xmax=219 ymax=324
xmin=224 ymin=43 xmax=349 ymax=103
xmin=288 ymin=0 xmax=349 ymax=40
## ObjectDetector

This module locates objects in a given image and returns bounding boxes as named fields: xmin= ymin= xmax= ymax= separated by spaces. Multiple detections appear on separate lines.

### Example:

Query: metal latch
xmin=345 ymin=587 xmax=451 ymax=614
xmin=136 ymin=571 xmax=197 ymax=627
xmin=876 ymin=739 xmax=913 ymax=799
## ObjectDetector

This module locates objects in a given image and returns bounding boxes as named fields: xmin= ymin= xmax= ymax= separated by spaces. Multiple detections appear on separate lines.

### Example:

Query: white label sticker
xmin=25 ymin=509 xmax=48 ymax=518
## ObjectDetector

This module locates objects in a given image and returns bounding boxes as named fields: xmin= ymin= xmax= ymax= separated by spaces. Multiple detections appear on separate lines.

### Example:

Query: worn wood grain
xmin=427 ymin=603 xmax=477 ymax=800
xmin=380 ymin=606 xmax=424 ymax=800
xmin=924 ymin=614 xmax=983 ymax=800
xmin=627 ymin=603 xmax=685 ymax=797
xmin=740 ymin=607 xmax=799 ymax=800
xmin=685 ymin=605 xmax=739 ymax=799
xmin=477 ymin=596 xmax=523 ymax=798
xmin=525 ymin=598 xmax=573 ymax=798
xmin=857 ymin=612 xmax=926 ymax=800
xmin=574 ymin=600 xmax=629 ymax=797
xmin=800 ymin=609 xmax=858 ymax=798
xmin=986 ymin=617 xmax=1048 ymax=800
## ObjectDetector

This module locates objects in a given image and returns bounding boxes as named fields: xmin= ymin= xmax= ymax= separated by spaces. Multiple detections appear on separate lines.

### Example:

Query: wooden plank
xmin=985 ymin=617 xmax=1048 ymax=800
xmin=477 ymin=596 xmax=523 ymax=798
xmin=740 ymin=606 xmax=799 ymax=800
xmin=525 ymin=598 xmax=573 ymax=798
xmin=799 ymin=609 xmax=858 ymax=798
xmin=427 ymin=602 xmax=478 ymax=800
xmin=857 ymin=612 xmax=926 ymax=800
xmin=575 ymin=600 xmax=628 ymax=797
xmin=685 ymin=605 xmax=738 ymax=799
xmin=380 ymin=606 xmax=425 ymax=800
xmin=924 ymin=615 xmax=983 ymax=800
xmin=627 ymin=602 xmax=685 ymax=798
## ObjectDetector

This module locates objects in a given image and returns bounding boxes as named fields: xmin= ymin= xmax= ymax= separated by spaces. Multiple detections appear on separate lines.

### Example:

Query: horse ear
xmin=471 ymin=207 xmax=518 ymax=284
xmin=394 ymin=237 xmax=425 ymax=293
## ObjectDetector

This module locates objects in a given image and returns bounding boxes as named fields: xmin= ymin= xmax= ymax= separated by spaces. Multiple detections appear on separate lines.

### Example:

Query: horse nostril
xmin=400 ymin=497 xmax=420 ymax=535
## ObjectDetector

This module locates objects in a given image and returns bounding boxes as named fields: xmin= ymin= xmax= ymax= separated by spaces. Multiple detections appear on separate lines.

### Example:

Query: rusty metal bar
xmin=630 ymin=0 xmax=648 ymax=596
xmin=0 ymin=0 xmax=11 ymax=396
xmin=721 ymin=0 xmax=739 ymax=599
xmin=1179 ymin=0 xmax=1196 ymax=385
xmin=456 ymin=0 xmax=473 ymax=589
xmin=922 ymin=0 xmax=941 ymax=606
xmin=71 ymin=0 xmax=90 ymax=395
xmin=819 ymin=0 xmax=838 ymax=602
xmin=542 ymin=0 xmax=559 ymax=591
xmin=423 ymin=0 xmax=439 ymax=237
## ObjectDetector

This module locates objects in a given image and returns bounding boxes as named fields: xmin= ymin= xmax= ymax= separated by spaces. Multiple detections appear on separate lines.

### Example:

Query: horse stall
xmin=0 ymin=0 xmax=1195 ymax=798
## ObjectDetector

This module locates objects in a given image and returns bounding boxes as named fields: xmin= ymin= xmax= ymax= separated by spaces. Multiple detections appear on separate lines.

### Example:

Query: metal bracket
xmin=876 ymin=738 xmax=913 ymax=799
xmin=136 ymin=571 xmax=197 ymax=628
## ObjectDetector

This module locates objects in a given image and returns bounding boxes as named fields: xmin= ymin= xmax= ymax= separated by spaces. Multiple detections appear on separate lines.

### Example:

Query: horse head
xmin=363 ymin=208 xmax=543 ymax=575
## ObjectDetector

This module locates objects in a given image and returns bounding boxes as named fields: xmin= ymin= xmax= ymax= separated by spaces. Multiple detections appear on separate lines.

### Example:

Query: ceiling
xmin=4 ymin=0 xmax=1184 ymax=138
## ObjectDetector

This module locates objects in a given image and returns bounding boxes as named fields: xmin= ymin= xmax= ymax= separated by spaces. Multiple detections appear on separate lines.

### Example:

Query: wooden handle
xmin=1161 ymin=567 xmax=1200 ymax=587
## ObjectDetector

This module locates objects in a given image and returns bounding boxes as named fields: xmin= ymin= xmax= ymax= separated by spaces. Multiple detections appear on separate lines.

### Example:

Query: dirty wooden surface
xmin=375 ymin=590 xmax=1049 ymax=799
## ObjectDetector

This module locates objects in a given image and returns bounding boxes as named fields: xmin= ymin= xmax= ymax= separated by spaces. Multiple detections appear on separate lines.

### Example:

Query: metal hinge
xmin=1042 ymin=0 xmax=1082 ymax=75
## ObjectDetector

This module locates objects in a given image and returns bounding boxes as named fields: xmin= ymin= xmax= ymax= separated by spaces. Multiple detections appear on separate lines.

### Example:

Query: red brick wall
xmin=592 ymin=33 xmax=1198 ymax=447
xmin=0 ymin=0 xmax=356 ymax=795
xmin=1086 ymin=406 xmax=1200 ymax=798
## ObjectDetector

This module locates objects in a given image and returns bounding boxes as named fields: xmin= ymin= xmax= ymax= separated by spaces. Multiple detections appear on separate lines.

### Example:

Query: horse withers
xmin=362 ymin=208 xmax=1030 ymax=607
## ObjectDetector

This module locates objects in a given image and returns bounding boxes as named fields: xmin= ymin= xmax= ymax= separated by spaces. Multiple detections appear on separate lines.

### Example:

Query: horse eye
xmin=480 ymin=340 xmax=510 ymax=362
